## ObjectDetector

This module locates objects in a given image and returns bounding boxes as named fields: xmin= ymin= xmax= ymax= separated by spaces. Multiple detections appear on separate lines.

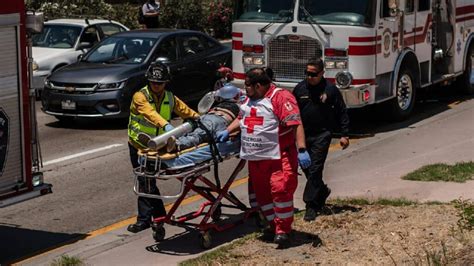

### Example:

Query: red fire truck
xmin=0 ymin=1 xmax=52 ymax=207
xmin=231 ymin=0 xmax=473 ymax=120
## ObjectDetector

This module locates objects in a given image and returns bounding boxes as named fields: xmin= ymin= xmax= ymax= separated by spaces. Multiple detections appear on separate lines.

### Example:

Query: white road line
xmin=43 ymin=144 xmax=124 ymax=166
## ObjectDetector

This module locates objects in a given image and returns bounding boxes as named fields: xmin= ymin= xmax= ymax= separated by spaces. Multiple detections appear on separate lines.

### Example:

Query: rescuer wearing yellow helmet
xmin=127 ymin=61 xmax=199 ymax=233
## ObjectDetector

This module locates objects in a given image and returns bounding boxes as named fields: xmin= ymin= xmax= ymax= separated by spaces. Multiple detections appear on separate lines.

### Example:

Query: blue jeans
xmin=176 ymin=114 xmax=228 ymax=150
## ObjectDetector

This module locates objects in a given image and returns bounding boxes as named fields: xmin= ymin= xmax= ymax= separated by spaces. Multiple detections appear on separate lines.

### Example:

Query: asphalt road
xmin=0 ymin=85 xmax=471 ymax=263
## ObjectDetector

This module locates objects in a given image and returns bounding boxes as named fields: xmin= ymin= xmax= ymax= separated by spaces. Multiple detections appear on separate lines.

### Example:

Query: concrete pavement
xmin=18 ymin=97 xmax=474 ymax=265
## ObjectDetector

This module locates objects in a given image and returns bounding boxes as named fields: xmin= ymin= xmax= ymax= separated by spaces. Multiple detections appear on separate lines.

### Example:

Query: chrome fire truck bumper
xmin=339 ymin=84 xmax=374 ymax=108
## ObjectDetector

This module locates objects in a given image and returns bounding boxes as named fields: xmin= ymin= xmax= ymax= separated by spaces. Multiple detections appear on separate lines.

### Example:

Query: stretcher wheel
xmin=211 ymin=205 xmax=222 ymax=221
xmin=152 ymin=226 xmax=166 ymax=242
xmin=199 ymin=231 xmax=212 ymax=249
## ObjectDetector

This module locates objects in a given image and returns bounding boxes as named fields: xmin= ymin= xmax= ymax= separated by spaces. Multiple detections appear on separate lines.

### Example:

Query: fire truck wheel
xmin=457 ymin=45 xmax=474 ymax=95
xmin=55 ymin=116 xmax=75 ymax=124
xmin=387 ymin=68 xmax=416 ymax=121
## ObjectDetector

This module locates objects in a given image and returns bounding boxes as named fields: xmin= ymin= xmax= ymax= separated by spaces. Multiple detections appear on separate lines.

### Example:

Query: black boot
xmin=127 ymin=222 xmax=150 ymax=233
xmin=317 ymin=186 xmax=331 ymax=208
xmin=260 ymin=226 xmax=275 ymax=242
xmin=274 ymin=233 xmax=290 ymax=248
xmin=304 ymin=205 xmax=318 ymax=221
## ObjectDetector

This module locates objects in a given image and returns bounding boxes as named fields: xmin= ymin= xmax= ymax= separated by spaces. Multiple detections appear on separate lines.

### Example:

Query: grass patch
xmin=402 ymin=162 xmax=474 ymax=182
xmin=180 ymin=233 xmax=259 ymax=266
xmin=453 ymin=199 xmax=474 ymax=231
xmin=328 ymin=197 xmax=419 ymax=206
xmin=50 ymin=255 xmax=83 ymax=266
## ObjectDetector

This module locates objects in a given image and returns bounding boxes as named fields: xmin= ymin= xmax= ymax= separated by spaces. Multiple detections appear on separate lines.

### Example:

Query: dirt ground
xmin=190 ymin=203 xmax=473 ymax=265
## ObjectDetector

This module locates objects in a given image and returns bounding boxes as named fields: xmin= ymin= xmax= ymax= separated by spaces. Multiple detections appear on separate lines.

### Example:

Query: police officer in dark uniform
xmin=292 ymin=57 xmax=350 ymax=221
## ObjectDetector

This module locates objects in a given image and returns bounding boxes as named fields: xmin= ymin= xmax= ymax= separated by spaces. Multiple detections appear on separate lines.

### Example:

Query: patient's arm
xmin=226 ymin=118 xmax=241 ymax=135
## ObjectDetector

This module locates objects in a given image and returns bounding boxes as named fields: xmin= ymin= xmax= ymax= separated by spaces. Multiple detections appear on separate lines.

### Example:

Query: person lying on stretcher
xmin=163 ymin=84 xmax=241 ymax=153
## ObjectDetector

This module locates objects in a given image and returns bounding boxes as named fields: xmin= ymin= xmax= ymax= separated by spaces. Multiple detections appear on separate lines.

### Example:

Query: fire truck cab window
xmin=381 ymin=0 xmax=391 ymax=18
xmin=405 ymin=0 xmax=415 ymax=13
xmin=299 ymin=0 xmax=376 ymax=26
xmin=418 ymin=0 xmax=430 ymax=11
xmin=235 ymin=0 xmax=295 ymax=22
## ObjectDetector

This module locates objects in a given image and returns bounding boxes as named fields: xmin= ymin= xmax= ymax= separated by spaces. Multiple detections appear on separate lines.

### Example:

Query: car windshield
xmin=84 ymin=36 xmax=157 ymax=65
xmin=234 ymin=0 xmax=295 ymax=22
xmin=298 ymin=0 xmax=376 ymax=27
xmin=32 ymin=25 xmax=82 ymax=49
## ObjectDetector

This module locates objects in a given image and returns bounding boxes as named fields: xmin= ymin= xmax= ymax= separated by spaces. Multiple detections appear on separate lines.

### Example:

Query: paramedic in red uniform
xmin=217 ymin=68 xmax=310 ymax=247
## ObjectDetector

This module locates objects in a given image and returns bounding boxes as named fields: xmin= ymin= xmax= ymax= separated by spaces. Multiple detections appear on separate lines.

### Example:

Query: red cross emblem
xmin=243 ymin=107 xmax=264 ymax=134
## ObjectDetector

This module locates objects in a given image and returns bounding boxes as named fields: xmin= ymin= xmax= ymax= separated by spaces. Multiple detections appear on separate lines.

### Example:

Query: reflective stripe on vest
xmin=128 ymin=87 xmax=174 ymax=148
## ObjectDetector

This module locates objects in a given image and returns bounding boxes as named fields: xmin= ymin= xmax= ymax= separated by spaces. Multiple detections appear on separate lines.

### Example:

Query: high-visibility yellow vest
xmin=128 ymin=86 xmax=174 ymax=148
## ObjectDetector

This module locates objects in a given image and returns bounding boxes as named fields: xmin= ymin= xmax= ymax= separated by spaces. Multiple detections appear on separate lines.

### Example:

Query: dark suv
xmin=41 ymin=29 xmax=231 ymax=122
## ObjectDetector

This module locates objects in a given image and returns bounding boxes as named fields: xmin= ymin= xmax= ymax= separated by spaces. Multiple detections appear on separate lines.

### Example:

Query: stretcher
xmin=133 ymin=140 xmax=258 ymax=249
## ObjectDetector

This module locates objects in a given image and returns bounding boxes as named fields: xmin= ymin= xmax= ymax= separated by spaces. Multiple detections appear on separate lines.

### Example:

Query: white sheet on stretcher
xmin=161 ymin=140 xmax=240 ymax=168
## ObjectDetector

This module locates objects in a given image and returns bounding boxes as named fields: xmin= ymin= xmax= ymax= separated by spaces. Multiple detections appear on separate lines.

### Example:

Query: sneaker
xmin=166 ymin=136 xmax=177 ymax=153
xmin=304 ymin=206 xmax=318 ymax=221
xmin=274 ymin=233 xmax=290 ymax=248
xmin=127 ymin=222 xmax=150 ymax=233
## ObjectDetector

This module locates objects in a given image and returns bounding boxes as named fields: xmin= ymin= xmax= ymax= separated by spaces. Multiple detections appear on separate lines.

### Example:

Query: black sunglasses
xmin=305 ymin=70 xmax=322 ymax=77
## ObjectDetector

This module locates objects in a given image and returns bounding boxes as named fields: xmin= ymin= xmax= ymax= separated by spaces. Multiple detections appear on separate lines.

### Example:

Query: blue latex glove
xmin=164 ymin=124 xmax=174 ymax=132
xmin=298 ymin=150 xmax=311 ymax=169
xmin=216 ymin=129 xmax=230 ymax=142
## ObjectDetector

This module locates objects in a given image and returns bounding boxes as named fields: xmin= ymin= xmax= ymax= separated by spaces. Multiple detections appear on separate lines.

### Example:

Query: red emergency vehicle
xmin=232 ymin=0 xmax=473 ymax=120
xmin=0 ymin=1 xmax=52 ymax=207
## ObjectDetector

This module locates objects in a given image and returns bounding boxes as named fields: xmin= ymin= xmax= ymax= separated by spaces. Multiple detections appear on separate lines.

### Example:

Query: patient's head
xmin=215 ymin=83 xmax=240 ymax=103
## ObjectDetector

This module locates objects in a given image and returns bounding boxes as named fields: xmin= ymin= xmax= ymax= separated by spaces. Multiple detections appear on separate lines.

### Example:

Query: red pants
xmin=248 ymin=146 xmax=298 ymax=234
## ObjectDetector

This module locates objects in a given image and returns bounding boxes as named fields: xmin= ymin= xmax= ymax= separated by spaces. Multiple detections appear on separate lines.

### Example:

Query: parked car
xmin=41 ymin=29 xmax=231 ymax=122
xmin=32 ymin=19 xmax=128 ymax=96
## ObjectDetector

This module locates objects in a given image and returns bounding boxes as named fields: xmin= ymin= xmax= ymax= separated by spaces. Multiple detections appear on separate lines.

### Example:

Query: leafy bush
xmin=26 ymin=0 xmax=235 ymax=39
xmin=112 ymin=3 xmax=141 ymax=30
xmin=159 ymin=0 xmax=205 ymax=31
xmin=206 ymin=0 xmax=233 ymax=38
xmin=35 ymin=0 xmax=115 ymax=20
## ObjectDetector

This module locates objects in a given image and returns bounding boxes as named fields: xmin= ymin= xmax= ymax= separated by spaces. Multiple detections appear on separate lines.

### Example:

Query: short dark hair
xmin=263 ymin=67 xmax=274 ymax=81
xmin=307 ymin=57 xmax=324 ymax=70
xmin=246 ymin=67 xmax=271 ymax=86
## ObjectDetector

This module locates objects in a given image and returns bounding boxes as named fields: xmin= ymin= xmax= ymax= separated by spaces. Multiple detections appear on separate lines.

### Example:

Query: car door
xmin=80 ymin=25 xmax=100 ymax=46
xmin=151 ymin=36 xmax=184 ymax=97
xmin=172 ymin=34 xmax=215 ymax=104
xmin=376 ymin=0 xmax=400 ymax=76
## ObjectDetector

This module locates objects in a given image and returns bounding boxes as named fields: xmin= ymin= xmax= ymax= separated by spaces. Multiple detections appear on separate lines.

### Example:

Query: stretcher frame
xmin=133 ymin=151 xmax=258 ymax=249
